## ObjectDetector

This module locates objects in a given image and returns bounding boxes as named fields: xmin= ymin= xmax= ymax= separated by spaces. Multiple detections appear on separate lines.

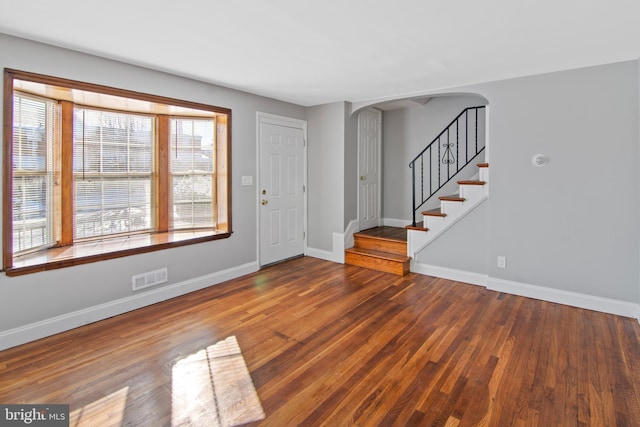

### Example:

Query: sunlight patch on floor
xmin=171 ymin=336 xmax=265 ymax=427
xmin=69 ymin=386 xmax=129 ymax=427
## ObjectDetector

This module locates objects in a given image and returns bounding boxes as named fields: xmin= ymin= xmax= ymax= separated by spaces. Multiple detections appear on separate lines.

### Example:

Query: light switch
xmin=241 ymin=176 xmax=253 ymax=186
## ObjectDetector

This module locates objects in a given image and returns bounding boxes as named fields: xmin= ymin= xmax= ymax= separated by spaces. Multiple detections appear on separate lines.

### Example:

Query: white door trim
xmin=357 ymin=108 xmax=382 ymax=231
xmin=256 ymin=112 xmax=308 ymax=266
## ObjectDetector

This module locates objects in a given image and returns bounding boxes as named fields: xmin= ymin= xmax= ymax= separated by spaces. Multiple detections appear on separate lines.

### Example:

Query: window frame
xmin=3 ymin=69 xmax=232 ymax=276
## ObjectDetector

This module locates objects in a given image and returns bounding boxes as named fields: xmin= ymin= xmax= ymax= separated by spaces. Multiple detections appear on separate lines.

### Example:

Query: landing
xmin=357 ymin=226 xmax=407 ymax=242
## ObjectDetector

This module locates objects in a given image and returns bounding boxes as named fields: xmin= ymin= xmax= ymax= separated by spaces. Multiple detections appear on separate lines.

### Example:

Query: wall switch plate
xmin=241 ymin=176 xmax=253 ymax=186
xmin=497 ymin=256 xmax=506 ymax=268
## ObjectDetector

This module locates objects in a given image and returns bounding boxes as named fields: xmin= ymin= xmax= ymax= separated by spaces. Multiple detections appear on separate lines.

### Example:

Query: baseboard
xmin=410 ymin=263 xmax=639 ymax=320
xmin=308 ymin=221 xmax=359 ymax=265
xmin=412 ymin=262 xmax=488 ymax=287
xmin=383 ymin=218 xmax=410 ymax=228
xmin=0 ymin=261 xmax=259 ymax=351
xmin=307 ymin=247 xmax=342 ymax=264
xmin=487 ymin=277 xmax=640 ymax=320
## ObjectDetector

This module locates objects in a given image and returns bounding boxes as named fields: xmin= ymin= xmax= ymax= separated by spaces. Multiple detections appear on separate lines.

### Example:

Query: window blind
xmin=170 ymin=118 xmax=215 ymax=229
xmin=73 ymin=108 xmax=154 ymax=239
xmin=12 ymin=93 xmax=56 ymax=253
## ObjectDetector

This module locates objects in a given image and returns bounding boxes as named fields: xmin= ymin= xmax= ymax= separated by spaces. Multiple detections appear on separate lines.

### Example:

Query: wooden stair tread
xmin=422 ymin=208 xmax=446 ymax=217
xmin=345 ymin=247 xmax=410 ymax=262
xmin=439 ymin=195 xmax=465 ymax=202
xmin=477 ymin=163 xmax=489 ymax=168
xmin=405 ymin=220 xmax=428 ymax=232
xmin=457 ymin=180 xmax=486 ymax=185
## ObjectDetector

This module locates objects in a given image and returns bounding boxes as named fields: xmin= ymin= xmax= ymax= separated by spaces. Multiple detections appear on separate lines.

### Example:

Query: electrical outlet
xmin=497 ymin=256 xmax=506 ymax=268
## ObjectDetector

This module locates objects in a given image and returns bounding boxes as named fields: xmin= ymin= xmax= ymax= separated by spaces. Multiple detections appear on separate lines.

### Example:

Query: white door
xmin=358 ymin=108 xmax=382 ymax=230
xmin=259 ymin=120 xmax=305 ymax=266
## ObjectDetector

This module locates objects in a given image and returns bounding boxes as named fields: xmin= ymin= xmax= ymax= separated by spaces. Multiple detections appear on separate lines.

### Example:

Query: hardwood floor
xmin=1 ymin=257 xmax=639 ymax=426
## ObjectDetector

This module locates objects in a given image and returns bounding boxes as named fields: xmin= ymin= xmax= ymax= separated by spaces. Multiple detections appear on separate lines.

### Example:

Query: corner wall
xmin=306 ymin=102 xmax=346 ymax=259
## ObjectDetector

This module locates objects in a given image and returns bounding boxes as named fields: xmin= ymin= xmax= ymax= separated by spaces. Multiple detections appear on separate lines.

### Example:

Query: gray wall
xmin=382 ymin=95 xmax=488 ymax=223
xmin=381 ymin=61 xmax=640 ymax=303
xmin=307 ymin=102 xmax=346 ymax=252
xmin=0 ymin=33 xmax=306 ymax=331
xmin=479 ymin=61 xmax=639 ymax=301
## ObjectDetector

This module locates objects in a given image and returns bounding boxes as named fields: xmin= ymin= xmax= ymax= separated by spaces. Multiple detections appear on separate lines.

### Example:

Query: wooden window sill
xmin=6 ymin=230 xmax=231 ymax=277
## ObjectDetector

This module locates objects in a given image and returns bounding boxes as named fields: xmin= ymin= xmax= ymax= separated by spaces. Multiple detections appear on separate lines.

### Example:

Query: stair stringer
xmin=407 ymin=166 xmax=489 ymax=272
xmin=407 ymin=194 xmax=488 ymax=271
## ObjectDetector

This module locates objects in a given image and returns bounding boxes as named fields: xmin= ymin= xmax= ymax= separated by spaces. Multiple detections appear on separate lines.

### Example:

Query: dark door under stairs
xmin=345 ymin=226 xmax=411 ymax=276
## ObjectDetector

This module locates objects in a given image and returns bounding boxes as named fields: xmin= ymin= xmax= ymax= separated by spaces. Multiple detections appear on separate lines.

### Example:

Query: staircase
xmin=406 ymin=163 xmax=489 ymax=258
xmin=345 ymin=163 xmax=489 ymax=276
xmin=409 ymin=105 xmax=486 ymax=226
xmin=345 ymin=227 xmax=411 ymax=276
xmin=345 ymin=107 xmax=487 ymax=276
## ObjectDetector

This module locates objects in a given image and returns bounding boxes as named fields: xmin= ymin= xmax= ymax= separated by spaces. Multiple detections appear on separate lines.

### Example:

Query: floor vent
xmin=132 ymin=268 xmax=168 ymax=291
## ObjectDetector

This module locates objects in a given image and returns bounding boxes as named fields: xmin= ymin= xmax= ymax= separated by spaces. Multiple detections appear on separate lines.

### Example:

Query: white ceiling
xmin=1 ymin=0 xmax=639 ymax=107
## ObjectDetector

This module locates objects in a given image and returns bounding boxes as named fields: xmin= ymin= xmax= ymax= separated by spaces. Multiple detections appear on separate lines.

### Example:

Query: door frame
xmin=256 ymin=112 xmax=308 ymax=266
xmin=357 ymin=107 xmax=383 ymax=230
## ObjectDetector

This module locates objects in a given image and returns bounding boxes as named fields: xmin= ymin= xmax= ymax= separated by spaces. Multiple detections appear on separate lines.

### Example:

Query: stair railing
xmin=409 ymin=106 xmax=486 ymax=226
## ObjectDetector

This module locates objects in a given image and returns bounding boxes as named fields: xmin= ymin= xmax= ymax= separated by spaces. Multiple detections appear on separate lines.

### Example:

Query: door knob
xmin=360 ymin=176 xmax=366 ymax=181
xmin=261 ymin=199 xmax=268 ymax=205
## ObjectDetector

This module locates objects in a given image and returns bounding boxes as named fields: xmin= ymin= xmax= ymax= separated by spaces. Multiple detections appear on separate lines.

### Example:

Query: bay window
xmin=3 ymin=69 xmax=232 ymax=276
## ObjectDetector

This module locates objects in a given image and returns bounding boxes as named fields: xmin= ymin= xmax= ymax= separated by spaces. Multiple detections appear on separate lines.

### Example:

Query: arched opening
xmin=351 ymin=92 xmax=488 ymax=227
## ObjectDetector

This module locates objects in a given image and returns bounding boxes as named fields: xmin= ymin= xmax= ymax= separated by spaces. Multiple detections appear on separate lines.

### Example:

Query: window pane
xmin=170 ymin=118 xmax=215 ymax=229
xmin=171 ymin=174 xmax=213 ymax=229
xmin=73 ymin=109 xmax=153 ymax=174
xmin=75 ymin=178 xmax=152 ymax=239
xmin=12 ymin=176 xmax=50 ymax=251
xmin=170 ymin=119 xmax=214 ymax=173
xmin=73 ymin=108 xmax=153 ymax=239
xmin=12 ymin=93 xmax=56 ymax=253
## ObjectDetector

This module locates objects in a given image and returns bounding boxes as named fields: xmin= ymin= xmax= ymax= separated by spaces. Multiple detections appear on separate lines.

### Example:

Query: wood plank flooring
xmin=1 ymin=256 xmax=639 ymax=426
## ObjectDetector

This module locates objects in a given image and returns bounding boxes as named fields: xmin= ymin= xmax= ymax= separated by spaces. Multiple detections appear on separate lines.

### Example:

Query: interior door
xmin=259 ymin=121 xmax=305 ymax=266
xmin=358 ymin=108 xmax=382 ymax=230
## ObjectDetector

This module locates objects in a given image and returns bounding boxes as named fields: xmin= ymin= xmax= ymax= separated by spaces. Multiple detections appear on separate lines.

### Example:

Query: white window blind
xmin=73 ymin=108 xmax=154 ymax=239
xmin=170 ymin=118 xmax=215 ymax=229
xmin=12 ymin=93 xmax=57 ymax=253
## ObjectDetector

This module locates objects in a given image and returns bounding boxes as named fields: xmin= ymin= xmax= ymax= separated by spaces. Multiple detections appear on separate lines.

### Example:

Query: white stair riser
xmin=479 ymin=168 xmax=489 ymax=182
xmin=459 ymin=184 xmax=485 ymax=199
xmin=423 ymin=215 xmax=446 ymax=229
xmin=423 ymin=219 xmax=446 ymax=233
xmin=440 ymin=201 xmax=465 ymax=216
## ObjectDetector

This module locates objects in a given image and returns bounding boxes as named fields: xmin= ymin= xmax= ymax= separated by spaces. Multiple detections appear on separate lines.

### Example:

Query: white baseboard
xmin=412 ymin=262 xmax=488 ymax=287
xmin=0 ymin=261 xmax=259 ymax=351
xmin=410 ymin=263 xmax=639 ymax=321
xmin=308 ymin=220 xmax=359 ymax=265
xmin=383 ymin=218 xmax=410 ymax=228
xmin=487 ymin=277 xmax=640 ymax=320
xmin=307 ymin=247 xmax=342 ymax=264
